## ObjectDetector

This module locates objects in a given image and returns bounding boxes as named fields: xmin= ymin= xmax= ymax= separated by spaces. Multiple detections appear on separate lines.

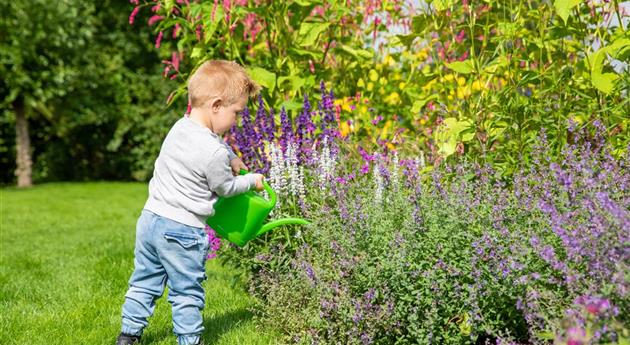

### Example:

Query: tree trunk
xmin=14 ymin=98 xmax=32 ymax=187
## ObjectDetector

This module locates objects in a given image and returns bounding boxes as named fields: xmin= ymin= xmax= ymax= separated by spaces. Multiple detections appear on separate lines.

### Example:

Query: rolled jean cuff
xmin=121 ymin=324 xmax=143 ymax=337
xmin=177 ymin=334 xmax=201 ymax=345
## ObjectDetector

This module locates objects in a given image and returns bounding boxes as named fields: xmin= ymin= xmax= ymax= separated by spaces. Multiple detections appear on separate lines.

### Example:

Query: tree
xmin=1 ymin=0 xmax=97 ymax=187
xmin=0 ymin=0 xmax=182 ymax=185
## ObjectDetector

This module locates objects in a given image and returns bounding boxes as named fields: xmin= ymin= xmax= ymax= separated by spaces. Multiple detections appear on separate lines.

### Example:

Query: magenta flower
xmin=129 ymin=6 xmax=140 ymax=25
xmin=155 ymin=31 xmax=163 ymax=48
xmin=148 ymin=15 xmax=164 ymax=26
xmin=205 ymin=225 xmax=222 ymax=260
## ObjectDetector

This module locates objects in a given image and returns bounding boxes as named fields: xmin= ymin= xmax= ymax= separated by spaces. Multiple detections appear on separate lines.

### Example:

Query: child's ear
xmin=210 ymin=98 xmax=223 ymax=113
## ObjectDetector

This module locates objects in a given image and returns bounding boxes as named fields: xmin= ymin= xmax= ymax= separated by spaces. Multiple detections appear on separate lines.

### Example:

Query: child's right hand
xmin=252 ymin=174 xmax=265 ymax=191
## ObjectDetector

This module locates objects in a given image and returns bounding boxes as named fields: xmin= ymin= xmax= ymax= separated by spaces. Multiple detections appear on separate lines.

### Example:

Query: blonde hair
xmin=188 ymin=60 xmax=261 ymax=108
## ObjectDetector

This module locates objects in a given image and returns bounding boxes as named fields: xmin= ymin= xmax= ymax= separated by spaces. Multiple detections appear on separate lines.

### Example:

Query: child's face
xmin=209 ymin=95 xmax=248 ymax=135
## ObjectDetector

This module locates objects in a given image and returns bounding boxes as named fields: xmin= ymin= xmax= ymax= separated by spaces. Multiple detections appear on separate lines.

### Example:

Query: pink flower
xmin=129 ymin=6 xmax=140 ymax=25
xmin=311 ymin=5 xmax=325 ymax=17
xmin=361 ymin=163 xmax=370 ymax=174
xmin=212 ymin=0 xmax=218 ymax=21
xmin=173 ymin=23 xmax=181 ymax=38
xmin=204 ymin=226 xmax=222 ymax=260
xmin=196 ymin=25 xmax=202 ymax=41
xmin=148 ymin=15 xmax=164 ymax=26
xmin=172 ymin=52 xmax=180 ymax=71
xmin=155 ymin=31 xmax=163 ymax=48
xmin=309 ymin=60 xmax=315 ymax=73
xmin=566 ymin=327 xmax=586 ymax=345
xmin=455 ymin=30 xmax=465 ymax=43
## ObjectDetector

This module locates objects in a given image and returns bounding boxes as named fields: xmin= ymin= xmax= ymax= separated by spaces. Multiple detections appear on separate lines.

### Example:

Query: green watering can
xmin=206 ymin=169 xmax=310 ymax=247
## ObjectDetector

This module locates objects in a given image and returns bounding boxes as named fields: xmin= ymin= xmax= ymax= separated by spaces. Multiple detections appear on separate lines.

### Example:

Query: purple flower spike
xmin=279 ymin=107 xmax=293 ymax=153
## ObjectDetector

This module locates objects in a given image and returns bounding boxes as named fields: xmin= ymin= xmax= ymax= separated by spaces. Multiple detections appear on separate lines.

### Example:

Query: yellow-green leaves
xmin=191 ymin=47 xmax=203 ymax=59
xmin=589 ymin=37 xmax=630 ymax=94
xmin=432 ymin=0 xmax=455 ymax=11
xmin=445 ymin=59 xmax=475 ymax=74
xmin=411 ymin=94 xmax=439 ymax=113
xmin=458 ymin=313 xmax=472 ymax=336
xmin=247 ymin=67 xmax=276 ymax=93
xmin=297 ymin=22 xmax=330 ymax=47
xmin=554 ymin=0 xmax=581 ymax=24
xmin=434 ymin=118 xmax=475 ymax=157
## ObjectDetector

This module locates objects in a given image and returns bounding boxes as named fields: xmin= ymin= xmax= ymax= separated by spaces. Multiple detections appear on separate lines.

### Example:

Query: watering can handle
xmin=239 ymin=169 xmax=277 ymax=207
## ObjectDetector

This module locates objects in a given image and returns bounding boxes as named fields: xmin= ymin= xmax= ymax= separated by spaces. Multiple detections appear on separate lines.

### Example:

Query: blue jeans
xmin=121 ymin=210 xmax=209 ymax=345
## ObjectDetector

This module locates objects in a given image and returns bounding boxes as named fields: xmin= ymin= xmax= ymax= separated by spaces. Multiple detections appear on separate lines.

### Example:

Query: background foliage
xmin=0 ymin=0 xmax=184 ymax=184
xmin=1 ymin=0 xmax=628 ymax=184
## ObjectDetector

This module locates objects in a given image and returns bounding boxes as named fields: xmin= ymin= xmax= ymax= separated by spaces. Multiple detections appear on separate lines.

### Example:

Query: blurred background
xmin=1 ymin=0 xmax=628 ymax=185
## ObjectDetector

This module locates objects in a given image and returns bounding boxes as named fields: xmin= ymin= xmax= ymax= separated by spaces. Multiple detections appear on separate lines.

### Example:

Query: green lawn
xmin=0 ymin=182 xmax=280 ymax=345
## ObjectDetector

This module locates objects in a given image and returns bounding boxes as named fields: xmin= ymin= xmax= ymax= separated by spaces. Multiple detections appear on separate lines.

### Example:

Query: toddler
xmin=116 ymin=60 xmax=265 ymax=345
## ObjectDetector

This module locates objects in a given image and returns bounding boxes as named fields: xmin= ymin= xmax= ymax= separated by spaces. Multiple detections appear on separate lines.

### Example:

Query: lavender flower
xmin=279 ymin=107 xmax=293 ymax=153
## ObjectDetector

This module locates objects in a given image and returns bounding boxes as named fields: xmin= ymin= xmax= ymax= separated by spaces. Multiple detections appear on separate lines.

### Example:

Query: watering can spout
xmin=258 ymin=218 xmax=310 ymax=236
xmin=207 ymin=169 xmax=310 ymax=247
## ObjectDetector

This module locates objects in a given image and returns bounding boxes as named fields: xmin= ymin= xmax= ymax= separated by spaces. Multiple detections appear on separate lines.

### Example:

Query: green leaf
xmin=554 ymin=0 xmax=581 ymax=24
xmin=339 ymin=44 xmax=373 ymax=60
xmin=461 ymin=129 xmax=475 ymax=142
xmin=294 ymin=0 xmax=320 ymax=6
xmin=278 ymin=76 xmax=306 ymax=93
xmin=204 ymin=6 xmax=224 ymax=43
xmin=246 ymin=67 xmax=276 ymax=93
xmin=445 ymin=60 xmax=475 ymax=74
xmin=434 ymin=118 xmax=474 ymax=157
xmin=191 ymin=47 xmax=203 ymax=59
xmin=411 ymin=94 xmax=439 ymax=113
xmin=432 ymin=0 xmax=454 ymax=11
xmin=438 ymin=138 xmax=458 ymax=156
xmin=280 ymin=99 xmax=302 ymax=111
xmin=589 ymin=43 xmax=624 ymax=94
xmin=288 ymin=47 xmax=323 ymax=60
xmin=393 ymin=34 xmax=418 ymax=47
xmin=482 ymin=55 xmax=510 ymax=74
xmin=536 ymin=331 xmax=556 ymax=340
xmin=411 ymin=15 xmax=431 ymax=34
xmin=164 ymin=0 xmax=175 ymax=13
xmin=591 ymin=72 xmax=618 ymax=94
xmin=459 ymin=313 xmax=471 ymax=336
xmin=605 ymin=37 xmax=630 ymax=58
xmin=297 ymin=22 xmax=330 ymax=47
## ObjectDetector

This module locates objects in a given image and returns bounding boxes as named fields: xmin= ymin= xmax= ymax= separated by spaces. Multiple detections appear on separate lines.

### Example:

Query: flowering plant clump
xmin=132 ymin=0 xmax=629 ymax=179
xmin=204 ymin=225 xmax=222 ymax=260
xmin=214 ymin=87 xmax=629 ymax=344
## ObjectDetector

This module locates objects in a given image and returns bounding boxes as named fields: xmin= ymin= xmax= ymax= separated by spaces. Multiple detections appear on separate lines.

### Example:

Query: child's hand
xmin=230 ymin=157 xmax=248 ymax=176
xmin=252 ymin=174 xmax=265 ymax=192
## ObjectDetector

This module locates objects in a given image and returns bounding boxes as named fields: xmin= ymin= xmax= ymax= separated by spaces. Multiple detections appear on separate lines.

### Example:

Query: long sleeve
xmin=206 ymin=148 xmax=256 ymax=197
xmin=224 ymin=141 xmax=237 ymax=161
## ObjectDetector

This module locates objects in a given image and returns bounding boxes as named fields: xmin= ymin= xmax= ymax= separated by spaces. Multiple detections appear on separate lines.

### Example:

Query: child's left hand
xmin=230 ymin=157 xmax=248 ymax=176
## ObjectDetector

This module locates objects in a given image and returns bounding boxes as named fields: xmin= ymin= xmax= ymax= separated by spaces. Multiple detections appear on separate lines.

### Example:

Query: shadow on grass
xmin=139 ymin=308 xmax=254 ymax=344
xmin=202 ymin=308 xmax=255 ymax=344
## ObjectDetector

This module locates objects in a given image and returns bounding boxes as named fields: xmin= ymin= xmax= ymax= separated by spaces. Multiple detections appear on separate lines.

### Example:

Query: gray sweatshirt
xmin=144 ymin=116 xmax=257 ymax=228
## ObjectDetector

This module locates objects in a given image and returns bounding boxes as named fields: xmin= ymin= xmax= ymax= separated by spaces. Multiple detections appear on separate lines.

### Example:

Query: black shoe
xmin=116 ymin=333 xmax=141 ymax=345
